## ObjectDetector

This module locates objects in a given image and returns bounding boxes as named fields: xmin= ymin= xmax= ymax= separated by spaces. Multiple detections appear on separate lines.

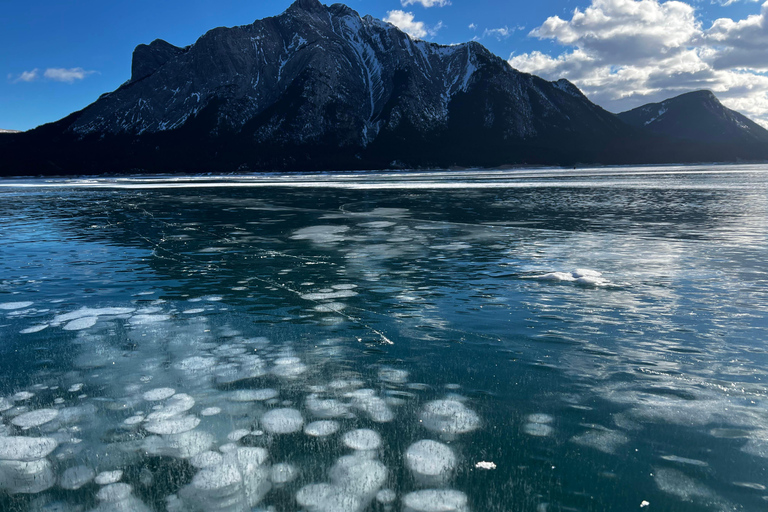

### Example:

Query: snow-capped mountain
xmin=618 ymin=90 xmax=768 ymax=146
xmin=1 ymin=0 xmax=766 ymax=175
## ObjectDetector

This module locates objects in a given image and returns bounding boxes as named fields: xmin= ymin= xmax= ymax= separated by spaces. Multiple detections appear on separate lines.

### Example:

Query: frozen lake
xmin=1 ymin=165 xmax=767 ymax=511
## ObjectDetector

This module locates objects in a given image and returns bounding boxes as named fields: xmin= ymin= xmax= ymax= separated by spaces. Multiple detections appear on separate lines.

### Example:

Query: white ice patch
xmin=0 ymin=436 xmax=58 ymax=460
xmin=402 ymin=489 xmax=469 ymax=512
xmin=52 ymin=307 xmax=135 ymax=326
xmin=475 ymin=461 xmax=496 ymax=470
xmin=200 ymin=407 xmax=221 ymax=416
xmin=260 ymin=408 xmax=304 ymax=434
xmin=95 ymin=470 xmax=124 ymax=485
xmin=0 ymin=302 xmax=33 ymax=310
xmin=270 ymin=462 xmax=299 ymax=485
xmin=19 ymin=324 xmax=48 ymax=334
xmin=144 ymin=414 xmax=200 ymax=435
xmin=296 ymin=483 xmax=362 ymax=512
xmin=531 ymin=269 xmax=610 ymax=286
xmin=330 ymin=455 xmax=388 ymax=504
xmin=301 ymin=289 xmax=358 ymax=301
xmin=420 ymin=400 xmax=480 ymax=439
xmin=60 ymin=465 xmax=96 ymax=490
xmin=405 ymin=439 xmax=457 ymax=486
xmin=291 ymin=225 xmax=350 ymax=244
xmin=229 ymin=389 xmax=278 ymax=402
xmin=63 ymin=316 xmax=98 ymax=331
xmin=342 ymin=429 xmax=382 ymax=452
xmin=143 ymin=387 xmax=176 ymax=401
xmin=305 ymin=420 xmax=341 ymax=437
xmin=571 ymin=427 xmax=629 ymax=454
xmin=11 ymin=408 xmax=59 ymax=428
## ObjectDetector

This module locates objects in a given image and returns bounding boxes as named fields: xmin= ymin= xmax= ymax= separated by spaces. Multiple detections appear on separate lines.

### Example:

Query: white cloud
xmin=43 ymin=67 xmax=96 ymax=83
xmin=10 ymin=69 xmax=40 ymax=83
xmin=483 ymin=26 xmax=511 ymax=39
xmin=509 ymin=0 xmax=768 ymax=127
xmin=469 ymin=23 xmax=477 ymax=30
xmin=385 ymin=10 xmax=444 ymax=39
xmin=401 ymin=0 xmax=451 ymax=7
xmin=9 ymin=67 xmax=96 ymax=84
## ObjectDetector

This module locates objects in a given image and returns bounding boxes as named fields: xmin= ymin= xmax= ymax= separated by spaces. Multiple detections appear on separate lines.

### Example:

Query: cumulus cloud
xmin=9 ymin=67 xmax=96 ymax=84
xmin=509 ymin=0 xmax=768 ymax=126
xmin=384 ymin=10 xmax=443 ymax=38
xmin=401 ymin=0 xmax=451 ymax=6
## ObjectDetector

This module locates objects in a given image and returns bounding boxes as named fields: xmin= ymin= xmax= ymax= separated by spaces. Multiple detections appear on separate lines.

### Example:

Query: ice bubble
xmin=346 ymin=389 xmax=394 ymax=423
xmin=330 ymin=455 xmax=387 ymax=502
xmin=68 ymin=383 xmax=84 ymax=393
xmin=11 ymin=408 xmax=59 ymax=428
xmin=377 ymin=488 xmax=397 ymax=504
xmin=52 ymin=307 xmax=134 ymax=326
xmin=142 ymin=387 xmax=176 ymax=401
xmin=0 ymin=457 xmax=56 ymax=494
xmin=62 ymin=316 xmax=98 ymax=331
xmin=526 ymin=414 xmax=553 ymax=424
xmin=182 ymin=308 xmax=206 ymax=314
xmin=130 ymin=314 xmax=171 ymax=324
xmin=305 ymin=420 xmax=340 ymax=437
xmin=20 ymin=324 xmax=48 ymax=334
xmin=271 ymin=359 xmax=307 ymax=379
xmin=227 ymin=429 xmax=251 ymax=441
xmin=523 ymin=423 xmax=554 ymax=437
xmin=94 ymin=470 xmax=123 ymax=485
xmin=402 ymin=489 xmax=469 ymax=512
xmin=270 ymin=462 xmax=298 ymax=486
xmin=296 ymin=483 xmax=362 ymax=512
xmin=176 ymin=356 xmax=216 ymax=372
xmin=420 ymin=400 xmax=480 ymax=438
xmin=143 ymin=430 xmax=213 ymax=459
xmin=261 ymin=408 xmax=304 ymax=434
xmin=291 ymin=225 xmax=350 ymax=244
xmin=0 ymin=301 xmax=34 ymax=310
xmin=378 ymin=368 xmax=409 ymax=384
xmin=144 ymin=415 xmax=200 ymax=435
xmin=200 ymin=407 xmax=221 ymax=416
xmin=123 ymin=416 xmax=144 ymax=426
xmin=0 ymin=436 xmax=58 ymax=460
xmin=301 ymin=289 xmax=358 ymax=301
xmin=59 ymin=465 xmax=95 ymax=490
xmin=306 ymin=394 xmax=351 ymax=419
xmin=342 ymin=429 xmax=382 ymax=452
xmin=229 ymin=389 xmax=278 ymax=402
xmin=571 ymin=428 xmax=629 ymax=454
xmin=405 ymin=440 xmax=457 ymax=486
xmin=0 ymin=397 xmax=12 ymax=412
xmin=13 ymin=391 xmax=35 ymax=401
xmin=96 ymin=482 xmax=133 ymax=501
xmin=190 ymin=451 xmax=224 ymax=469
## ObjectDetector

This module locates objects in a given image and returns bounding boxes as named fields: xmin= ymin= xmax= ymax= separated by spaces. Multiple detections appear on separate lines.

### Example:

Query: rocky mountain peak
xmin=131 ymin=39 xmax=186 ymax=83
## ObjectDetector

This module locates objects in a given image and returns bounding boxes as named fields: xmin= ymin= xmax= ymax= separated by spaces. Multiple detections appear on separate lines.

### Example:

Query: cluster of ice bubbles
xmin=0 ymin=300 xmax=484 ymax=512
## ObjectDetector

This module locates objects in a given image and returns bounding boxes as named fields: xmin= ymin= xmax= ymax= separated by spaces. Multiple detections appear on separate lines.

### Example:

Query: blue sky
xmin=2 ymin=0 xmax=768 ymax=131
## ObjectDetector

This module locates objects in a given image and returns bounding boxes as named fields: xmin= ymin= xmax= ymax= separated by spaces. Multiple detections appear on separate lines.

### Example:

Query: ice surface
xmin=63 ymin=316 xmax=98 ymax=331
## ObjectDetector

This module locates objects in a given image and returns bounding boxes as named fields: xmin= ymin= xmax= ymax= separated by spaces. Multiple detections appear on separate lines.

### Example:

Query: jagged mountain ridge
xmin=618 ymin=90 xmax=768 ymax=146
xmin=69 ymin=0 xmax=620 ymax=148
xmin=1 ymin=0 xmax=766 ymax=175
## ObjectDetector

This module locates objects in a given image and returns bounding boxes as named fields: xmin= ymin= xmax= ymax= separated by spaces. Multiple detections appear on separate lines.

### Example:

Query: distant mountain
xmin=0 ymin=129 xmax=20 ymax=134
xmin=618 ymin=90 xmax=768 ymax=147
xmin=0 ymin=1 xmax=766 ymax=175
